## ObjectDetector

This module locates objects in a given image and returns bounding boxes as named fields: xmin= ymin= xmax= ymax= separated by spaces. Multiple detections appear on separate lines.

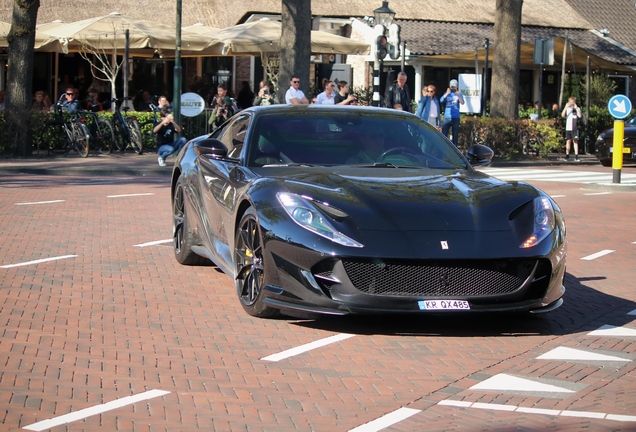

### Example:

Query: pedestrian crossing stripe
xmin=536 ymin=346 xmax=631 ymax=362
xmin=470 ymin=374 xmax=575 ymax=393
xmin=478 ymin=168 xmax=636 ymax=184
xmin=588 ymin=324 xmax=636 ymax=337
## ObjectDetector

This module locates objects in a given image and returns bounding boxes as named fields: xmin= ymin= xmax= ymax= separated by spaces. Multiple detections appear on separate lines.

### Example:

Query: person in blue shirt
xmin=415 ymin=85 xmax=442 ymax=129
xmin=60 ymin=87 xmax=81 ymax=113
xmin=439 ymin=79 xmax=464 ymax=147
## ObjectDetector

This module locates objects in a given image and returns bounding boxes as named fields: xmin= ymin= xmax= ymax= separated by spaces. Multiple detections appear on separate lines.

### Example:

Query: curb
xmin=582 ymin=182 xmax=636 ymax=192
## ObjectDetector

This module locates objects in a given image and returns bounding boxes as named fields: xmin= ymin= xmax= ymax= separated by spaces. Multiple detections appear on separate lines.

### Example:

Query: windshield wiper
xmin=262 ymin=163 xmax=316 ymax=167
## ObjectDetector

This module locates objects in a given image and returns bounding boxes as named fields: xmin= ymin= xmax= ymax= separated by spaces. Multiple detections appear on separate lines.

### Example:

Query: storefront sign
xmin=459 ymin=74 xmax=482 ymax=114
xmin=180 ymin=92 xmax=205 ymax=117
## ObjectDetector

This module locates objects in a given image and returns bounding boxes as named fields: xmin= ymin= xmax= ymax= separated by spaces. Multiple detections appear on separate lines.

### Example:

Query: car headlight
xmin=520 ymin=196 xmax=555 ymax=248
xmin=277 ymin=192 xmax=363 ymax=248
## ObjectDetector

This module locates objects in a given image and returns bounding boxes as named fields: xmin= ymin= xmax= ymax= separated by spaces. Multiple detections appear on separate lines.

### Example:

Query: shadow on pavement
xmin=288 ymin=272 xmax=635 ymax=338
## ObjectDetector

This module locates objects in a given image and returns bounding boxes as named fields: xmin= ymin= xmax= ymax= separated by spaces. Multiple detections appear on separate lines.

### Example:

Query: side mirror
xmin=466 ymin=144 xmax=494 ymax=166
xmin=194 ymin=138 xmax=228 ymax=157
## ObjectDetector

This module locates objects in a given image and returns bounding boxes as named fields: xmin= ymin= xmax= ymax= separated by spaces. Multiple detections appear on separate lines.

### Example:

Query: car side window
xmin=219 ymin=115 xmax=250 ymax=157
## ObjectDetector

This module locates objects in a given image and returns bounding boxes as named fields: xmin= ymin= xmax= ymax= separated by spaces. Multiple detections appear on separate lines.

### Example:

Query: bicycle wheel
xmin=96 ymin=117 xmax=114 ymax=155
xmin=72 ymin=122 xmax=90 ymax=158
xmin=127 ymin=118 xmax=143 ymax=155
xmin=139 ymin=121 xmax=157 ymax=151
xmin=39 ymin=121 xmax=70 ymax=155
xmin=113 ymin=121 xmax=126 ymax=152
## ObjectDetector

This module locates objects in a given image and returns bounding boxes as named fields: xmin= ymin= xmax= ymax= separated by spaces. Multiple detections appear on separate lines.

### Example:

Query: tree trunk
xmin=5 ymin=0 xmax=40 ymax=156
xmin=490 ymin=0 xmax=523 ymax=119
xmin=280 ymin=0 xmax=311 ymax=100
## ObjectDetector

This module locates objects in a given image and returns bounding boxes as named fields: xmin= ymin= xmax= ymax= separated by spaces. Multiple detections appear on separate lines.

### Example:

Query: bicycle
xmin=137 ymin=99 xmax=161 ymax=152
xmin=110 ymin=97 xmax=143 ymax=155
xmin=79 ymin=102 xmax=115 ymax=155
xmin=40 ymin=94 xmax=91 ymax=158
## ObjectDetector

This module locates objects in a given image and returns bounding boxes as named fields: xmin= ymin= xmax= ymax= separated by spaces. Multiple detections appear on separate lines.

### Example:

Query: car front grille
xmin=341 ymin=259 xmax=538 ymax=297
xmin=602 ymin=136 xmax=636 ymax=147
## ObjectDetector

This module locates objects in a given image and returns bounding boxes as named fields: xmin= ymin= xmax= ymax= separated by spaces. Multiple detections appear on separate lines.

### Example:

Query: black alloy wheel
xmin=172 ymin=177 xmax=208 ymax=265
xmin=234 ymin=208 xmax=279 ymax=318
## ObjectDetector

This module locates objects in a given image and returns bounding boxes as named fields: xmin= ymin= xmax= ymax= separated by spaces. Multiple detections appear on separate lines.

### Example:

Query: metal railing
xmin=180 ymin=108 xmax=217 ymax=140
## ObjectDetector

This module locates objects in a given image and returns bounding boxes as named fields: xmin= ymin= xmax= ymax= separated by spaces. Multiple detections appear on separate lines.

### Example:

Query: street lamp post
xmin=371 ymin=1 xmax=395 ymax=107
xmin=173 ymin=0 xmax=182 ymax=125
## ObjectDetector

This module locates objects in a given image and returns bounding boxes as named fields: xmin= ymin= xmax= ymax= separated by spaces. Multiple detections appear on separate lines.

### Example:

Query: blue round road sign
xmin=607 ymin=94 xmax=632 ymax=120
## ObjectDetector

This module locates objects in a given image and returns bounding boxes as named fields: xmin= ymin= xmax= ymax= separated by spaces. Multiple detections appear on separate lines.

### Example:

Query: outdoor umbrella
xmin=43 ymin=12 xmax=209 ymax=51
xmin=207 ymin=18 xmax=370 ymax=56
xmin=0 ymin=21 xmax=68 ymax=53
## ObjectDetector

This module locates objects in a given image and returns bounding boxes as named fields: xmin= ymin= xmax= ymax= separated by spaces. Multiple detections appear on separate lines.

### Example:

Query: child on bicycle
xmin=154 ymin=109 xmax=187 ymax=166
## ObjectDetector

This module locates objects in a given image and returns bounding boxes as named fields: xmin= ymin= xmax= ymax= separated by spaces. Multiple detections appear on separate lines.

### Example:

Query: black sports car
xmin=595 ymin=116 xmax=636 ymax=167
xmin=171 ymin=105 xmax=567 ymax=318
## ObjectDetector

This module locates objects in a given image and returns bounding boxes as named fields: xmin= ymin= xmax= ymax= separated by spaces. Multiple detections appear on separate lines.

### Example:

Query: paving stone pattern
xmin=0 ymin=173 xmax=634 ymax=431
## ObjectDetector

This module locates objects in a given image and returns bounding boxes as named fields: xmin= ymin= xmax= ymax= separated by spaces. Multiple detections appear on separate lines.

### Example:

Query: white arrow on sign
xmin=612 ymin=99 xmax=627 ymax=113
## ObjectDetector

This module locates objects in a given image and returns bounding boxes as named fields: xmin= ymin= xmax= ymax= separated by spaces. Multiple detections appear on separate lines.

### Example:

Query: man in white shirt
xmin=561 ymin=96 xmax=581 ymax=161
xmin=285 ymin=76 xmax=309 ymax=105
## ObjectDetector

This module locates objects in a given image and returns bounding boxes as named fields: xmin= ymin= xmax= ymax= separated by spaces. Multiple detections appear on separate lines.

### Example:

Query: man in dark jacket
xmin=385 ymin=72 xmax=411 ymax=112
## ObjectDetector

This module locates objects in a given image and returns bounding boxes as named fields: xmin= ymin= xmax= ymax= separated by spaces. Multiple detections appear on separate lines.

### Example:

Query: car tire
xmin=234 ymin=207 xmax=279 ymax=318
xmin=173 ymin=176 xmax=208 ymax=265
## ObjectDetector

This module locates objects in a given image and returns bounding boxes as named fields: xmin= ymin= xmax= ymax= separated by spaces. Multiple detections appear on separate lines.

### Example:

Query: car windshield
xmin=247 ymin=110 xmax=468 ymax=169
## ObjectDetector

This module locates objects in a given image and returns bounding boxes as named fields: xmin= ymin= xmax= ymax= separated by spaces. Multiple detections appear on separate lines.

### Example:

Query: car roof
xmin=244 ymin=104 xmax=419 ymax=119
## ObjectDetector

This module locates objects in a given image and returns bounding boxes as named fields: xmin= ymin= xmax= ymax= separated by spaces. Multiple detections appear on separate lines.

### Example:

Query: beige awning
xmin=42 ymin=12 xmax=210 ymax=51
xmin=1 ymin=21 xmax=68 ymax=53
xmin=206 ymin=18 xmax=370 ymax=56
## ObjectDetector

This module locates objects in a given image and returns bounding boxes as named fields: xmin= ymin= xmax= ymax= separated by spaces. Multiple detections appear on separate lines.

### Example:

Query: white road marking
xmin=15 ymin=200 xmax=65 ymax=205
xmin=22 ymin=389 xmax=171 ymax=431
xmin=107 ymin=193 xmax=155 ymax=198
xmin=550 ymin=195 xmax=566 ymax=198
xmin=437 ymin=400 xmax=636 ymax=422
xmin=0 ymin=255 xmax=77 ymax=269
xmin=581 ymin=249 xmax=615 ymax=260
xmin=536 ymin=346 xmax=630 ymax=362
xmin=348 ymin=407 xmax=421 ymax=432
xmin=588 ymin=324 xmax=636 ymax=337
xmin=472 ymin=402 xmax=516 ymax=411
xmin=260 ymin=333 xmax=355 ymax=362
xmin=560 ymin=410 xmax=606 ymax=419
xmin=469 ymin=373 xmax=574 ymax=393
xmin=134 ymin=239 xmax=172 ymax=247
xmin=583 ymin=192 xmax=612 ymax=196
xmin=479 ymin=168 xmax=636 ymax=184
xmin=0 ymin=180 xmax=52 ymax=184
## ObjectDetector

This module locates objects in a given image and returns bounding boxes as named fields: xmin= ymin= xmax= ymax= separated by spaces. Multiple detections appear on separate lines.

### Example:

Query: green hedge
xmin=0 ymin=109 xmax=161 ymax=155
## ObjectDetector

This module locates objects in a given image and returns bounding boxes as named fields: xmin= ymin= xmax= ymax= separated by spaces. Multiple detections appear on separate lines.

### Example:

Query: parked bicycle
xmin=79 ymin=102 xmax=115 ymax=155
xmin=110 ymin=97 xmax=143 ymax=154
xmin=138 ymin=98 xmax=160 ymax=151
xmin=39 ymin=93 xmax=91 ymax=157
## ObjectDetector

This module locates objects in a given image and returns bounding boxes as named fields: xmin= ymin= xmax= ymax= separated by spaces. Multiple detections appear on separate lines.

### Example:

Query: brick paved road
xmin=0 ymin=168 xmax=635 ymax=431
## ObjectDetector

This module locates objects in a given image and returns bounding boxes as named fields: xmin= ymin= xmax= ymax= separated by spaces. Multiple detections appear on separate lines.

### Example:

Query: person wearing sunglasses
xmin=285 ymin=76 xmax=309 ymax=105
xmin=415 ymin=85 xmax=442 ymax=130
xmin=60 ymin=87 xmax=80 ymax=113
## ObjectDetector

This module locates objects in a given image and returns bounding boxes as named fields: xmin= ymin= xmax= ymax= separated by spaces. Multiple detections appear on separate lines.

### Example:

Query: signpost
xmin=458 ymin=74 xmax=482 ymax=114
xmin=607 ymin=94 xmax=632 ymax=183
